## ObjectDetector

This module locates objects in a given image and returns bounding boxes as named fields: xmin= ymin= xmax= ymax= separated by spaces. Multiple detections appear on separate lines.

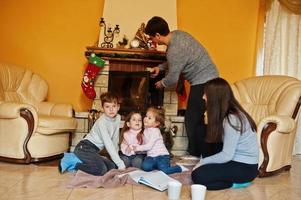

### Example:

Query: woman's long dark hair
xmin=204 ymin=78 xmax=257 ymax=143
xmin=120 ymin=111 xmax=144 ymax=145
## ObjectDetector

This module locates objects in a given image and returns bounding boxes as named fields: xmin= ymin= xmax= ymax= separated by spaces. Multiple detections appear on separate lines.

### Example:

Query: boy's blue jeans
xmin=141 ymin=155 xmax=181 ymax=174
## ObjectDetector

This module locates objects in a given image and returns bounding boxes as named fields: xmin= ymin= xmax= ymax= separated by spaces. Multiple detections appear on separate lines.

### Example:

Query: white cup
xmin=191 ymin=184 xmax=207 ymax=200
xmin=167 ymin=181 xmax=182 ymax=200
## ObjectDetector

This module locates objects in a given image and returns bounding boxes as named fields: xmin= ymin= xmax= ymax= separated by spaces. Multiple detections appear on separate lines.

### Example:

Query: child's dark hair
xmin=120 ymin=111 xmax=144 ymax=145
xmin=100 ymin=92 xmax=119 ymax=107
xmin=147 ymin=107 xmax=165 ymax=129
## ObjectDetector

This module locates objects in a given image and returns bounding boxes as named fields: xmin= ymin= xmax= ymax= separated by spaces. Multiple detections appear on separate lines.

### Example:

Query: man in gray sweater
xmin=145 ymin=16 xmax=219 ymax=157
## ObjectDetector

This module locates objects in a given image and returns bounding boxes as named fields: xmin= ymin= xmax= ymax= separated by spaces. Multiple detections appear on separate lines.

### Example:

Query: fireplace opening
xmin=108 ymin=71 xmax=164 ymax=116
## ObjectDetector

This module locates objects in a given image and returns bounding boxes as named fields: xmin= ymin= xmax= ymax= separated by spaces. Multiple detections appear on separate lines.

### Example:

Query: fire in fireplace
xmin=108 ymin=71 xmax=164 ymax=116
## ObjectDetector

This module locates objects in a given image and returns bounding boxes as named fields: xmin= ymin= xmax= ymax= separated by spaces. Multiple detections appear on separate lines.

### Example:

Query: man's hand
xmin=155 ymin=81 xmax=164 ymax=89
xmin=149 ymin=66 xmax=160 ymax=78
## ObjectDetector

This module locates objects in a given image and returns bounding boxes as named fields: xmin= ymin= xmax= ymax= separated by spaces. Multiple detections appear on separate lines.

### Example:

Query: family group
xmin=60 ymin=16 xmax=259 ymax=191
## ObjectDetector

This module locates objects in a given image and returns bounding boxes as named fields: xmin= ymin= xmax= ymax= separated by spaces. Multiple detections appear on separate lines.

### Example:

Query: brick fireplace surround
xmin=72 ymin=47 xmax=188 ymax=156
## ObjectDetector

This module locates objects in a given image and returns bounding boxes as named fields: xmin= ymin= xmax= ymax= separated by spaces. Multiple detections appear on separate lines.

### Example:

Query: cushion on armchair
xmin=37 ymin=115 xmax=77 ymax=134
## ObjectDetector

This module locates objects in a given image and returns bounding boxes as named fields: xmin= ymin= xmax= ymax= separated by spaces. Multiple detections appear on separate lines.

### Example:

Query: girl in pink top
xmin=119 ymin=112 xmax=145 ymax=168
xmin=133 ymin=107 xmax=187 ymax=174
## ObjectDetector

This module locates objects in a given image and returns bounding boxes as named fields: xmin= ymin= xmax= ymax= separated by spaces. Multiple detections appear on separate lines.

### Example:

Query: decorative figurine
xmin=132 ymin=23 xmax=150 ymax=49
xmin=117 ymin=35 xmax=129 ymax=48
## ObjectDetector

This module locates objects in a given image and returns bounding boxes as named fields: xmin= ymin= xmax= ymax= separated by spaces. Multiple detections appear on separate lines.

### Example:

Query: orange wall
xmin=0 ymin=0 xmax=104 ymax=111
xmin=178 ymin=0 xmax=260 ymax=81
xmin=0 ymin=0 xmax=260 ymax=112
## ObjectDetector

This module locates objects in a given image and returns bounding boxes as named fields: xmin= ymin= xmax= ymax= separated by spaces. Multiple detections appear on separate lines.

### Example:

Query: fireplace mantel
xmin=85 ymin=47 xmax=166 ymax=71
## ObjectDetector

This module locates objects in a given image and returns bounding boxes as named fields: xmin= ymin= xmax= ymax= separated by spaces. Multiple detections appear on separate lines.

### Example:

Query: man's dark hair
xmin=145 ymin=16 xmax=170 ymax=37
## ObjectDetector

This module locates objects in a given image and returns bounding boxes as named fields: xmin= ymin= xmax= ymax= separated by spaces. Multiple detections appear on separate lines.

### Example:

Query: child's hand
xmin=118 ymin=166 xmax=126 ymax=170
xmin=132 ymin=145 xmax=137 ymax=152
xmin=125 ymin=146 xmax=132 ymax=155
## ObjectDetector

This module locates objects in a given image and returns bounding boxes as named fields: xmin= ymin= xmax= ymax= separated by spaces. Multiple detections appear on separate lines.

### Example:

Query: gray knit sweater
xmin=159 ymin=30 xmax=219 ymax=87
xmin=202 ymin=114 xmax=259 ymax=165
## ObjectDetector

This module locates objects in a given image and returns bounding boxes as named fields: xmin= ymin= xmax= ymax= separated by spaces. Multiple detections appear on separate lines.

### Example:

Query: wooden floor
xmin=0 ymin=155 xmax=301 ymax=200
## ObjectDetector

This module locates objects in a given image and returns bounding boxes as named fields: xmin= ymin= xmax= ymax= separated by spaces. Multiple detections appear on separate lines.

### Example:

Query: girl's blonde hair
xmin=120 ymin=111 xmax=144 ymax=145
xmin=147 ymin=107 xmax=165 ymax=129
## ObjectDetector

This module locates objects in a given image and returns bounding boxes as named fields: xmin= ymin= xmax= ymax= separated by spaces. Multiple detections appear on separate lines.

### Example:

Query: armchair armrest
xmin=0 ymin=102 xmax=38 ymax=163
xmin=0 ymin=102 xmax=38 ymax=122
xmin=38 ymin=102 xmax=74 ymax=117
xmin=257 ymin=115 xmax=295 ymax=135
xmin=257 ymin=115 xmax=295 ymax=177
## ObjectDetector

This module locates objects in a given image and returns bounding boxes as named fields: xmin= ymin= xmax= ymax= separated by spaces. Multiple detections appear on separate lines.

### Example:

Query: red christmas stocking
xmin=81 ymin=53 xmax=105 ymax=99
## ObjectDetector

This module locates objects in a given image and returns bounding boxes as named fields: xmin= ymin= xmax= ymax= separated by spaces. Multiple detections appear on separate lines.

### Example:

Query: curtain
xmin=263 ymin=1 xmax=301 ymax=75
xmin=261 ymin=0 xmax=301 ymax=153
xmin=279 ymin=0 xmax=301 ymax=14
xmin=265 ymin=0 xmax=301 ymax=14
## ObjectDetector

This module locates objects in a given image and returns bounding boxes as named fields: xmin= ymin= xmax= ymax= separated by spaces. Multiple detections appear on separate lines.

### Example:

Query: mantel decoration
xmin=131 ymin=23 xmax=157 ymax=50
xmin=99 ymin=17 xmax=120 ymax=48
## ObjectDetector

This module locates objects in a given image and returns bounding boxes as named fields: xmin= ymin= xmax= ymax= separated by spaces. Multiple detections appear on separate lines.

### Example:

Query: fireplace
xmin=108 ymin=70 xmax=165 ymax=116
xmin=85 ymin=47 xmax=179 ymax=117
xmin=109 ymin=71 xmax=149 ymax=115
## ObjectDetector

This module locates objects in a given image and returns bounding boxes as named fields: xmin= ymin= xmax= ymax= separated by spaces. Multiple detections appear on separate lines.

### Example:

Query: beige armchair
xmin=0 ymin=63 xmax=77 ymax=163
xmin=231 ymin=75 xmax=301 ymax=177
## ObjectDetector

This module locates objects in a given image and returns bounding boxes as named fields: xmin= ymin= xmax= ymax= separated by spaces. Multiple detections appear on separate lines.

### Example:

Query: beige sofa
xmin=0 ymin=63 xmax=77 ymax=163
xmin=231 ymin=75 xmax=301 ymax=177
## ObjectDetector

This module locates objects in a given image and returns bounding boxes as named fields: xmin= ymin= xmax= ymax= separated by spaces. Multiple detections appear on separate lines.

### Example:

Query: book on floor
xmin=123 ymin=170 xmax=179 ymax=192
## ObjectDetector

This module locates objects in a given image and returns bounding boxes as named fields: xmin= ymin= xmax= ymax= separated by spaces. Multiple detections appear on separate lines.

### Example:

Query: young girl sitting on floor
xmin=133 ymin=107 xmax=187 ymax=174
xmin=119 ymin=111 xmax=145 ymax=168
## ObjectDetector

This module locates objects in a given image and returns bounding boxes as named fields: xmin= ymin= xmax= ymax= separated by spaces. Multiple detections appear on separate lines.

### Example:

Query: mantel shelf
xmin=85 ymin=46 xmax=166 ymax=63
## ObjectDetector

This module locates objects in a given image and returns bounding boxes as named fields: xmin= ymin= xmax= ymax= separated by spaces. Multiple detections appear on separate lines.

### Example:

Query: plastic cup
xmin=191 ymin=184 xmax=207 ymax=200
xmin=167 ymin=181 xmax=182 ymax=200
